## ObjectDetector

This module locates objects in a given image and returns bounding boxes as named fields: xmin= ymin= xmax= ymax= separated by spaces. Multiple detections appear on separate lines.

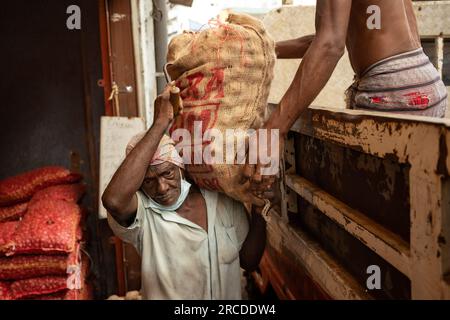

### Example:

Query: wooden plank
xmin=108 ymin=0 xmax=139 ymax=116
xmin=409 ymin=166 xmax=448 ymax=299
xmin=286 ymin=107 xmax=450 ymax=298
xmin=441 ymin=175 xmax=450 ymax=299
xmin=130 ymin=0 xmax=144 ymax=118
xmin=122 ymin=242 xmax=142 ymax=291
xmin=285 ymin=173 xmax=411 ymax=278
xmin=447 ymin=130 xmax=450 ymax=175
xmin=290 ymin=107 xmax=450 ymax=164
xmin=99 ymin=0 xmax=113 ymax=116
xmin=408 ymin=124 xmax=450 ymax=298
xmin=132 ymin=0 xmax=158 ymax=126
xmin=281 ymin=135 xmax=297 ymax=218
xmin=258 ymin=251 xmax=296 ymax=300
xmin=435 ymin=36 xmax=444 ymax=78
xmin=266 ymin=211 xmax=371 ymax=300
xmin=110 ymin=236 xmax=126 ymax=296
xmin=261 ymin=247 xmax=332 ymax=300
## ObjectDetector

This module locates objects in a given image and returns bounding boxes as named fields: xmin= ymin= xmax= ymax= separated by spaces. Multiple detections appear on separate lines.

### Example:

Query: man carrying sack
xmin=102 ymin=85 xmax=270 ymax=300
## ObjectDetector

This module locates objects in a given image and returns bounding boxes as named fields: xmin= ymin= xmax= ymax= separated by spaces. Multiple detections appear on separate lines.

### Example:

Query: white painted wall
xmin=132 ymin=0 xmax=158 ymax=128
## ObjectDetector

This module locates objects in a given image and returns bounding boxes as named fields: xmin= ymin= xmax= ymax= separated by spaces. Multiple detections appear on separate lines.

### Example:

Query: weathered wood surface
xmin=267 ymin=106 xmax=450 ymax=299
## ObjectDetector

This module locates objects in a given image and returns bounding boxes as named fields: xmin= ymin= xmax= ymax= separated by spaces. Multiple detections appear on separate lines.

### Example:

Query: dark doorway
xmin=0 ymin=0 xmax=117 ymax=298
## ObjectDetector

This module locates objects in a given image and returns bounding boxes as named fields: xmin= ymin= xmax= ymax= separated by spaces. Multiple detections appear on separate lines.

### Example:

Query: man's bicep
xmin=109 ymin=194 xmax=138 ymax=227
xmin=107 ymin=193 xmax=143 ymax=250
xmin=121 ymin=193 xmax=139 ymax=224
xmin=315 ymin=0 xmax=352 ymax=45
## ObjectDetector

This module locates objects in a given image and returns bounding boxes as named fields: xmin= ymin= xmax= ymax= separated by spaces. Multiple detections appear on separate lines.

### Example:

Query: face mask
xmin=144 ymin=168 xmax=191 ymax=212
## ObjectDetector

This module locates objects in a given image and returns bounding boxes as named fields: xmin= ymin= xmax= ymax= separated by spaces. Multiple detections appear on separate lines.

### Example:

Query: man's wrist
xmin=153 ymin=118 xmax=171 ymax=131
xmin=264 ymin=114 xmax=289 ymax=137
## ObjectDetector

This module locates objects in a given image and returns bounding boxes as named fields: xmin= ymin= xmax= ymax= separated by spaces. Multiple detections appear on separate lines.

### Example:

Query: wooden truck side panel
xmin=254 ymin=107 xmax=450 ymax=300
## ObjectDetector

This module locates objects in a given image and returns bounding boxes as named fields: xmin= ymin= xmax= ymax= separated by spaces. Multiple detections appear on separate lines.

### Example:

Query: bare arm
xmin=239 ymin=207 xmax=266 ymax=272
xmin=101 ymin=86 xmax=174 ymax=225
xmin=275 ymin=34 xmax=315 ymax=59
xmin=266 ymin=0 xmax=352 ymax=136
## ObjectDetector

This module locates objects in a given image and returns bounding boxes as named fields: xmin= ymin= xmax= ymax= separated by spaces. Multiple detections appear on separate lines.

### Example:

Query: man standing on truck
xmin=274 ymin=0 xmax=448 ymax=122
xmin=242 ymin=0 xmax=447 ymax=187
xmin=102 ymin=85 xmax=269 ymax=300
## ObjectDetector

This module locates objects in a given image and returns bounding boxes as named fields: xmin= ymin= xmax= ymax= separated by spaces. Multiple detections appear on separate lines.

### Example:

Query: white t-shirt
xmin=107 ymin=189 xmax=249 ymax=299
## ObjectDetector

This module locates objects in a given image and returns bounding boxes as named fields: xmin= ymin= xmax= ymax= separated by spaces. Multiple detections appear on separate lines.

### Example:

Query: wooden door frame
xmin=98 ymin=0 xmax=142 ymax=296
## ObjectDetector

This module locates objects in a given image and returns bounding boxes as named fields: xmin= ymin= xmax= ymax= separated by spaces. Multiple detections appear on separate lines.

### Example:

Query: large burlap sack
xmin=166 ymin=13 xmax=276 ymax=206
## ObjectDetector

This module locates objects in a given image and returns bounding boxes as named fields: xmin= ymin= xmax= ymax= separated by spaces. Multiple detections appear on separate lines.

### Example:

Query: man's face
xmin=141 ymin=162 xmax=182 ymax=206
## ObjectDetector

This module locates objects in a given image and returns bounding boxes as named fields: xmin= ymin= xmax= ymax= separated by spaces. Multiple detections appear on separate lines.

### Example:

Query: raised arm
xmin=266 ymin=0 xmax=352 ymax=136
xmin=275 ymin=34 xmax=315 ymax=59
xmin=101 ymin=86 xmax=174 ymax=225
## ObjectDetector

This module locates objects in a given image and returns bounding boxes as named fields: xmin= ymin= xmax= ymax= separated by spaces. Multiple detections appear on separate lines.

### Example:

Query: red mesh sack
xmin=0 ymin=202 xmax=28 ymax=223
xmin=28 ymin=253 xmax=92 ymax=300
xmin=30 ymin=184 xmax=86 ymax=205
xmin=29 ymin=290 xmax=70 ymax=300
xmin=10 ymin=276 xmax=68 ymax=299
xmin=29 ymin=287 xmax=91 ymax=300
xmin=31 ymin=281 xmax=93 ymax=300
xmin=0 ymin=166 xmax=82 ymax=206
xmin=10 ymin=199 xmax=81 ymax=255
xmin=28 ymin=290 xmax=67 ymax=300
xmin=0 ymin=244 xmax=80 ymax=280
xmin=0 ymin=281 xmax=11 ymax=300
xmin=0 ymin=221 xmax=18 ymax=254
xmin=0 ymin=255 xmax=68 ymax=280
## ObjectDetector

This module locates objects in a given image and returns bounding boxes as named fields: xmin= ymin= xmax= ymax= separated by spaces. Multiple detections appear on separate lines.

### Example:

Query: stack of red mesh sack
xmin=0 ymin=166 xmax=92 ymax=300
